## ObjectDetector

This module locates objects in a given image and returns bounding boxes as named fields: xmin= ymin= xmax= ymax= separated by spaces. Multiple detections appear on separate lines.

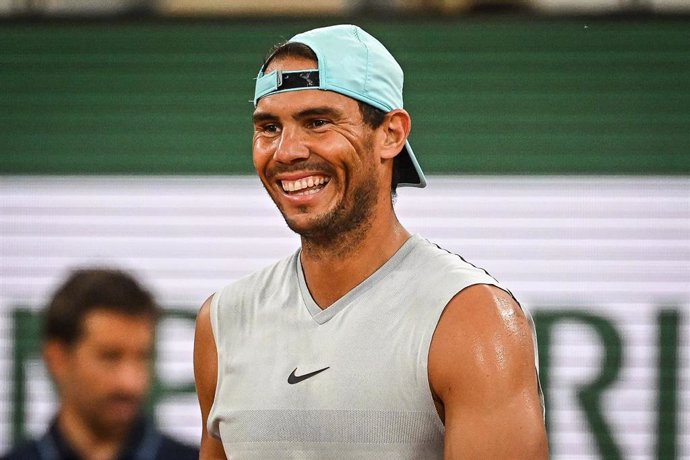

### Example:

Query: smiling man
xmin=194 ymin=24 xmax=548 ymax=459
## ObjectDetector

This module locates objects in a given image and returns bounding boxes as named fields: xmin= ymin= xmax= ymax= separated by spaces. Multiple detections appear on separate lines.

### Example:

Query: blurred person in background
xmin=2 ymin=268 xmax=199 ymax=460
xmin=194 ymin=24 xmax=548 ymax=459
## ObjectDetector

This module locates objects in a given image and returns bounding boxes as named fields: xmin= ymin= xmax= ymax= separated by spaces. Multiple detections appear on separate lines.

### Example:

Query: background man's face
xmin=48 ymin=309 xmax=155 ymax=437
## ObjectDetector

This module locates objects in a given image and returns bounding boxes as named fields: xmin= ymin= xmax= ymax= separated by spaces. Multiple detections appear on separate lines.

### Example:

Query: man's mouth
xmin=105 ymin=395 xmax=141 ymax=419
xmin=280 ymin=175 xmax=330 ymax=196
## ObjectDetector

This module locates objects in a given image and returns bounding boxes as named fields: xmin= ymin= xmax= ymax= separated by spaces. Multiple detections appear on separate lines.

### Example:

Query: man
xmin=194 ymin=24 xmax=548 ymax=459
xmin=3 ymin=268 xmax=199 ymax=460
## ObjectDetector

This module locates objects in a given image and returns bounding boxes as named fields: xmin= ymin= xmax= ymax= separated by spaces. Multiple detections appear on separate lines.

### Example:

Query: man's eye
xmin=258 ymin=124 xmax=279 ymax=133
xmin=309 ymin=119 xmax=328 ymax=129
xmin=99 ymin=350 xmax=121 ymax=363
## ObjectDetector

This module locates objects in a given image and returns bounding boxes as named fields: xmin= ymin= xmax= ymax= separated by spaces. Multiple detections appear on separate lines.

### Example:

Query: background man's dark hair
xmin=262 ymin=42 xmax=402 ymax=192
xmin=42 ymin=268 xmax=160 ymax=346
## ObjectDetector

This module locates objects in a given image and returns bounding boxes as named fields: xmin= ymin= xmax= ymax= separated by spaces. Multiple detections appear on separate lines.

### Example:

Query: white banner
xmin=1 ymin=175 xmax=688 ymax=458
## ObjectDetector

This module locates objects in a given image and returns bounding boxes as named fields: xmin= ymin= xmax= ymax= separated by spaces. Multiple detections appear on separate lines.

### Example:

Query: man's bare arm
xmin=428 ymin=284 xmax=548 ymax=459
xmin=194 ymin=295 xmax=228 ymax=459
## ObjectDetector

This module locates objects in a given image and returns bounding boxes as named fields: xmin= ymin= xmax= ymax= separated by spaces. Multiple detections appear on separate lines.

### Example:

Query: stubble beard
xmin=275 ymin=170 xmax=379 ymax=259
xmin=72 ymin=395 xmax=138 ymax=441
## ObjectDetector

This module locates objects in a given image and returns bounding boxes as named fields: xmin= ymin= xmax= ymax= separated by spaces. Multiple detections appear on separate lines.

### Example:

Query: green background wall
xmin=1 ymin=17 xmax=689 ymax=175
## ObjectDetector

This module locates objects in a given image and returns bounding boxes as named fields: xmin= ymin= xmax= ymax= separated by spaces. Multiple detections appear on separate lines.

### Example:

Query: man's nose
xmin=114 ymin=360 xmax=150 ymax=396
xmin=274 ymin=126 xmax=309 ymax=164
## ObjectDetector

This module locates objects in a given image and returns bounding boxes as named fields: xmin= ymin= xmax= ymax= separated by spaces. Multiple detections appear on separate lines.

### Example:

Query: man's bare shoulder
xmin=428 ymin=284 xmax=548 ymax=458
xmin=429 ymin=284 xmax=535 ymax=388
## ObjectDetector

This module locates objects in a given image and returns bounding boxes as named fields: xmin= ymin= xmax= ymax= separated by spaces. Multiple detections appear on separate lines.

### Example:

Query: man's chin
xmin=285 ymin=216 xmax=332 ymax=240
xmin=284 ymin=211 xmax=322 ymax=235
xmin=85 ymin=415 xmax=136 ymax=439
xmin=97 ymin=403 xmax=141 ymax=431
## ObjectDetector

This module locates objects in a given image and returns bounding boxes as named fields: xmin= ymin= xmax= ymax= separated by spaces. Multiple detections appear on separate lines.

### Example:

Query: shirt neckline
xmin=296 ymin=234 xmax=421 ymax=325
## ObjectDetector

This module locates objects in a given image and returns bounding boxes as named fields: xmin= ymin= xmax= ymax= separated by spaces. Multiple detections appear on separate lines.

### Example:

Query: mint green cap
xmin=254 ymin=24 xmax=426 ymax=188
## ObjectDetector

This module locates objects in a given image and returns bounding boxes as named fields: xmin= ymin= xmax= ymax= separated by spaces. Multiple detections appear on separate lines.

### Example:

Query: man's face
xmin=252 ymin=56 xmax=383 ymax=241
xmin=47 ymin=309 xmax=155 ymax=438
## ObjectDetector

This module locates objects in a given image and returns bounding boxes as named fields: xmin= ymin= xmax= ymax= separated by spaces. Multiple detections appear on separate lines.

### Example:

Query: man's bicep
xmin=194 ymin=295 xmax=227 ymax=459
xmin=428 ymin=284 xmax=548 ymax=459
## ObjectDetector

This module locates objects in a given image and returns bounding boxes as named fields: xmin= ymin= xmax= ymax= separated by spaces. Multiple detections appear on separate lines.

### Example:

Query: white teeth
xmin=281 ymin=175 xmax=329 ymax=193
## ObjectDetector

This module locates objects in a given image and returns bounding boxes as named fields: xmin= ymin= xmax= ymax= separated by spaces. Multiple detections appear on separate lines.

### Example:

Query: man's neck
xmin=57 ymin=408 xmax=127 ymax=460
xmin=300 ymin=216 xmax=410 ymax=309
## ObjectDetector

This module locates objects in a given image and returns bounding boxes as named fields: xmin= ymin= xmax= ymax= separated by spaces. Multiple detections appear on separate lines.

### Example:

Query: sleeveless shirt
xmin=207 ymin=234 xmax=538 ymax=459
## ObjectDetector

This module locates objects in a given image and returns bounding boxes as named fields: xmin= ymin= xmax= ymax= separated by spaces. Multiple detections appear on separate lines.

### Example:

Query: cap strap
xmin=255 ymin=70 xmax=320 ymax=104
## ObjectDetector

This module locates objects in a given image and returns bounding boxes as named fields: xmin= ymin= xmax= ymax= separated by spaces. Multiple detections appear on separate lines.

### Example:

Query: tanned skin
xmin=194 ymin=55 xmax=548 ymax=459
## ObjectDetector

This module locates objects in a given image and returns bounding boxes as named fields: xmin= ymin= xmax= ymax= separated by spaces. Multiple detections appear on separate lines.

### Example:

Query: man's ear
xmin=43 ymin=340 xmax=69 ymax=385
xmin=379 ymin=109 xmax=411 ymax=160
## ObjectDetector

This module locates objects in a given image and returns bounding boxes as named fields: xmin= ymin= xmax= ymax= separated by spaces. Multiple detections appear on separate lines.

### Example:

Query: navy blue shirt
xmin=1 ymin=416 xmax=199 ymax=460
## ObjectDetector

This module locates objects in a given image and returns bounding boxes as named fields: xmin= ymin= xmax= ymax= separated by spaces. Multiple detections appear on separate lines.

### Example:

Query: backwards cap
xmin=254 ymin=24 xmax=426 ymax=188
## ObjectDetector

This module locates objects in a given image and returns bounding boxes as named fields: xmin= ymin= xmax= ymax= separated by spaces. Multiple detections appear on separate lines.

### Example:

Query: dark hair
xmin=262 ymin=42 xmax=399 ymax=192
xmin=42 ymin=268 xmax=159 ymax=345
xmin=263 ymin=41 xmax=317 ymax=69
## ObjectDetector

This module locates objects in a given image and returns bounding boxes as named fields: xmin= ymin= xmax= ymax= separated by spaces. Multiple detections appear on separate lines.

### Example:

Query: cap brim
xmin=395 ymin=140 xmax=426 ymax=188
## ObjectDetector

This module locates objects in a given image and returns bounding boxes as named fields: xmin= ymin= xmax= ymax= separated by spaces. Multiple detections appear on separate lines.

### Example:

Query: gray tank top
xmin=208 ymin=234 xmax=531 ymax=459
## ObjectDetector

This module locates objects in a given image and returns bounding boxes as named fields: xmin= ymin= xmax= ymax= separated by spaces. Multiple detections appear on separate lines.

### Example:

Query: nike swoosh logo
xmin=287 ymin=366 xmax=330 ymax=384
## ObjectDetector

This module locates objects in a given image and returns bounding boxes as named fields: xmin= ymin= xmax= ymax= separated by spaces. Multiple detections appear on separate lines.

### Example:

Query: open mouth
xmin=281 ymin=175 xmax=331 ymax=196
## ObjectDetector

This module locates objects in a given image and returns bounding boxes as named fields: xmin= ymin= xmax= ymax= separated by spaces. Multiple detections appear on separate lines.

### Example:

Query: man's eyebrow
xmin=252 ymin=111 xmax=277 ymax=124
xmin=294 ymin=107 xmax=345 ymax=120
xmin=252 ymin=106 xmax=346 ymax=125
